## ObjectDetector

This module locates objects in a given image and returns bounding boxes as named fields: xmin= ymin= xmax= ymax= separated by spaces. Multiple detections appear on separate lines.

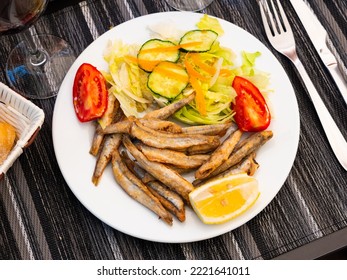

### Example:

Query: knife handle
xmin=327 ymin=63 xmax=347 ymax=106
xmin=295 ymin=57 xmax=347 ymax=170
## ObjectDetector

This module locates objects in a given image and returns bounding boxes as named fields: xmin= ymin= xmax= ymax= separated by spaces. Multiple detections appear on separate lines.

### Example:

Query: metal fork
xmin=258 ymin=0 xmax=347 ymax=171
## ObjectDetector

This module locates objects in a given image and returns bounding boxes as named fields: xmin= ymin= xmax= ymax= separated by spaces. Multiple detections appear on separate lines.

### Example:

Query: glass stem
xmin=22 ymin=27 xmax=47 ymax=66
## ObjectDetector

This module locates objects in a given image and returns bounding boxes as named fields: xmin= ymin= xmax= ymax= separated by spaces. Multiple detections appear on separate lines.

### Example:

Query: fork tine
xmin=269 ymin=0 xmax=284 ymax=33
xmin=258 ymin=0 xmax=275 ymax=38
xmin=274 ymin=0 xmax=293 ymax=33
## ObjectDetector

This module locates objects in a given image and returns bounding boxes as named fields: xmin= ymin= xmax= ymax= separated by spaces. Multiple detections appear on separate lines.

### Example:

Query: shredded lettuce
xmin=210 ymin=43 xmax=237 ymax=66
xmin=103 ymin=40 xmax=153 ymax=117
xmin=233 ymin=50 xmax=271 ymax=93
xmin=174 ymin=105 xmax=234 ymax=125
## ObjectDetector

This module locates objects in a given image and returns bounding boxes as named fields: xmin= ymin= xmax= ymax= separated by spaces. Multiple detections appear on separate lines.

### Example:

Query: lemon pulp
xmin=189 ymin=173 xmax=260 ymax=224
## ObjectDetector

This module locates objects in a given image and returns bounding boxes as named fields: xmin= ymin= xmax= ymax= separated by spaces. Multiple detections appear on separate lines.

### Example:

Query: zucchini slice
xmin=147 ymin=61 xmax=189 ymax=99
xmin=137 ymin=39 xmax=180 ymax=72
xmin=179 ymin=29 xmax=218 ymax=52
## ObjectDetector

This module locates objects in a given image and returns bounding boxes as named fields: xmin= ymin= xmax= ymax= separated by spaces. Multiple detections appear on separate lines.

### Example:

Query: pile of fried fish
xmin=90 ymin=93 xmax=273 ymax=225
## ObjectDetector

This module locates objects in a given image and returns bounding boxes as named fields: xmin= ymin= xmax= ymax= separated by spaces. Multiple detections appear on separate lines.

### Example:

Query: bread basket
xmin=0 ymin=82 xmax=45 ymax=179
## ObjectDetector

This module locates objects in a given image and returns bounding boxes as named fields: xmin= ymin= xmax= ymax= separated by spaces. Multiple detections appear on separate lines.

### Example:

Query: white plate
xmin=53 ymin=12 xmax=300 ymax=243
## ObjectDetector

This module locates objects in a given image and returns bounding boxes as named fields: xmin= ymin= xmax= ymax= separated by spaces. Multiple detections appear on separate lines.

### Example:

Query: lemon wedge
xmin=189 ymin=173 xmax=260 ymax=224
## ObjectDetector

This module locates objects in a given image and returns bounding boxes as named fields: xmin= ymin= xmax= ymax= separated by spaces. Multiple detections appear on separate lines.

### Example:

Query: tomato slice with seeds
xmin=73 ymin=63 xmax=108 ymax=122
xmin=232 ymin=76 xmax=271 ymax=132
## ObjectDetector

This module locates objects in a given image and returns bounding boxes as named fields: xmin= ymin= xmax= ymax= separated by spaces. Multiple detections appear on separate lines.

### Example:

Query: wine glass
xmin=0 ymin=0 xmax=76 ymax=99
xmin=165 ymin=0 xmax=215 ymax=11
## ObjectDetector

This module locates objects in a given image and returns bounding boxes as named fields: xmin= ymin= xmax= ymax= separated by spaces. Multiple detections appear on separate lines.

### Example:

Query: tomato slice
xmin=73 ymin=63 xmax=108 ymax=122
xmin=232 ymin=76 xmax=271 ymax=132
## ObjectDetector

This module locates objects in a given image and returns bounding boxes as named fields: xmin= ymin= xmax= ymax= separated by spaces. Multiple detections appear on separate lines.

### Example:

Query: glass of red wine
xmin=0 ymin=0 xmax=76 ymax=99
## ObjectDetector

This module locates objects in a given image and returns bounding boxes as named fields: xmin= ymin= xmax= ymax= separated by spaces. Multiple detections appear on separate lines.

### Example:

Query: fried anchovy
xmin=195 ymin=129 xmax=243 ymax=180
xmin=181 ymin=122 xmax=234 ymax=136
xmin=137 ymin=118 xmax=182 ymax=133
xmin=92 ymin=134 xmax=122 ymax=186
xmin=112 ymin=148 xmax=173 ymax=225
xmin=136 ymin=142 xmax=209 ymax=169
xmin=100 ymin=117 xmax=182 ymax=135
xmin=90 ymin=95 xmax=120 ymax=156
xmin=185 ymin=143 xmax=219 ymax=155
xmin=97 ymin=119 xmax=132 ymax=135
xmin=130 ymin=119 xmax=220 ymax=150
xmin=193 ymin=153 xmax=259 ymax=187
xmin=146 ymin=181 xmax=186 ymax=222
xmin=205 ymin=130 xmax=273 ymax=179
xmin=143 ymin=93 xmax=195 ymax=120
xmin=123 ymin=135 xmax=194 ymax=205
xmin=122 ymin=151 xmax=186 ymax=221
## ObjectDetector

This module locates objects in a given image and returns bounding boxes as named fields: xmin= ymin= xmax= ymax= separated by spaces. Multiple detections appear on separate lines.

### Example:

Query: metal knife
xmin=290 ymin=0 xmax=347 ymax=105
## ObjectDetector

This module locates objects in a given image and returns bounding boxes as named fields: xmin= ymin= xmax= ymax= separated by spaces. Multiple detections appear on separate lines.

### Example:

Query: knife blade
xmin=290 ymin=0 xmax=347 ymax=105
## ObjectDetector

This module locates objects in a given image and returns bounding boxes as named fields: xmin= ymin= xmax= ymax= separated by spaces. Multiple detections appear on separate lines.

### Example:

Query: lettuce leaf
xmin=103 ymin=40 xmax=153 ymax=117
xmin=197 ymin=14 xmax=224 ymax=36
xmin=241 ymin=51 xmax=261 ymax=76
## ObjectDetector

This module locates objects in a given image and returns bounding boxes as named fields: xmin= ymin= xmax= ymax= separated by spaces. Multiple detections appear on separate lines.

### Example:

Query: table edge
xmin=273 ymin=227 xmax=347 ymax=259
